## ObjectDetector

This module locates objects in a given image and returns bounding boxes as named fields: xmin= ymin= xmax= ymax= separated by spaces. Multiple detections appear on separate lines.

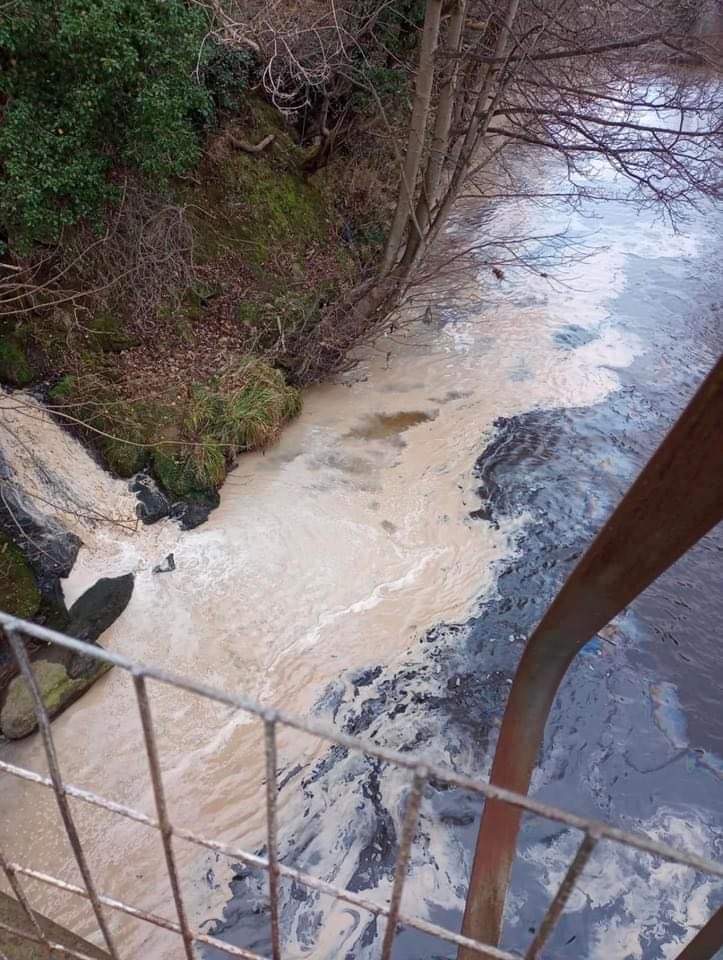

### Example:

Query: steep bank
xmin=0 ymin=97 xmax=362 ymax=506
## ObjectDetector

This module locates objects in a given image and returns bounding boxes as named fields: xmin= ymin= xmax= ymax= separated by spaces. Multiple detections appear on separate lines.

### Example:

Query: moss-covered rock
xmin=0 ymin=533 xmax=41 ymax=619
xmin=0 ymin=574 xmax=132 ymax=738
xmin=0 ymin=658 xmax=110 ymax=739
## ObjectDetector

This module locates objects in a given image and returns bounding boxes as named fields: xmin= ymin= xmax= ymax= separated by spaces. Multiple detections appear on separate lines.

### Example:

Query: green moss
xmin=0 ymin=336 xmax=34 ymax=386
xmin=237 ymin=301 xmax=262 ymax=326
xmin=224 ymin=157 xmax=326 ymax=258
xmin=185 ymin=97 xmax=328 ymax=268
xmin=0 ymin=534 xmax=41 ymax=619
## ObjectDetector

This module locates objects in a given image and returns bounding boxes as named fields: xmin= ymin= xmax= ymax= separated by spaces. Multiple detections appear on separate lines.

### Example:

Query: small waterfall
xmin=0 ymin=388 xmax=138 ymax=552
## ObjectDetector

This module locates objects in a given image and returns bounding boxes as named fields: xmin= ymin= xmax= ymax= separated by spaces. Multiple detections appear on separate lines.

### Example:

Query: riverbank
xmin=0 ymin=96 xmax=362 ymax=502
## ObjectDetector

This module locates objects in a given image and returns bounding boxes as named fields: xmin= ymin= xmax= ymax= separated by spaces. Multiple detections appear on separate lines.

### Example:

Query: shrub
xmin=0 ymin=0 xmax=211 ymax=249
xmin=201 ymin=42 xmax=256 ymax=114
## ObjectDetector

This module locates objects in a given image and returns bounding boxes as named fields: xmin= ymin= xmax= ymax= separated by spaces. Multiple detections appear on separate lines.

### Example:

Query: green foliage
xmin=152 ymin=362 xmax=301 ymax=495
xmin=0 ymin=0 xmax=211 ymax=248
xmin=201 ymin=41 xmax=256 ymax=113
xmin=346 ymin=0 xmax=424 ymax=111
xmin=51 ymin=359 xmax=301 ymax=496
xmin=377 ymin=0 xmax=426 ymax=53
xmin=351 ymin=65 xmax=406 ymax=110
xmin=152 ymin=449 xmax=208 ymax=499
xmin=103 ymin=437 xmax=146 ymax=478
xmin=194 ymin=143 xmax=326 ymax=264
xmin=186 ymin=362 xmax=301 ymax=456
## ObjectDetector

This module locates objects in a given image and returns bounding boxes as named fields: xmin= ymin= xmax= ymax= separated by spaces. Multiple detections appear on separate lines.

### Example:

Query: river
xmin=0 ymin=137 xmax=721 ymax=959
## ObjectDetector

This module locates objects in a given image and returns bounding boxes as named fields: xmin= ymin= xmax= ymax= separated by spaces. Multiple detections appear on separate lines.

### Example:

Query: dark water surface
xmin=203 ymin=163 xmax=722 ymax=959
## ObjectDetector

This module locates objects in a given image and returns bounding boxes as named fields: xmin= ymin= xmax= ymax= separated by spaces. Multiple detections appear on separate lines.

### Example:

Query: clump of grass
xmin=49 ymin=359 xmax=301 ymax=499
xmin=183 ymin=359 xmax=301 ymax=474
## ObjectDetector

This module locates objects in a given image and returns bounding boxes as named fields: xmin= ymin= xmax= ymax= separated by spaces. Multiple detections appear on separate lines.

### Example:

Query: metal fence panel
xmin=1 ymin=612 xmax=721 ymax=960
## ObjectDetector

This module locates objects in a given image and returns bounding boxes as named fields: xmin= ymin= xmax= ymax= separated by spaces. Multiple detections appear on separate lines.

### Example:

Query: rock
xmin=66 ymin=573 xmax=134 ymax=642
xmin=170 ymin=490 xmax=220 ymax=530
xmin=0 ymin=657 xmax=111 ymax=739
xmin=130 ymin=470 xmax=170 ymax=525
xmin=0 ymin=573 xmax=132 ymax=738
xmin=152 ymin=553 xmax=176 ymax=575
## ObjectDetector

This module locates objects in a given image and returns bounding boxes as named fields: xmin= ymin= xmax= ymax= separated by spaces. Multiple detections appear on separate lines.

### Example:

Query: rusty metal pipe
xmin=459 ymin=356 xmax=723 ymax=958
xmin=674 ymin=906 xmax=723 ymax=960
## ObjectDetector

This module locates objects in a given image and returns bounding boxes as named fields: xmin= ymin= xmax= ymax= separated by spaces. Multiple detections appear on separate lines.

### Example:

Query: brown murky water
xmin=0 ymin=142 xmax=719 ymax=959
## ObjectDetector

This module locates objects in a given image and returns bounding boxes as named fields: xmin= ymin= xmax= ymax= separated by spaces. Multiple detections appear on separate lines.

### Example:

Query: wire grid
xmin=1 ymin=613 xmax=721 ymax=960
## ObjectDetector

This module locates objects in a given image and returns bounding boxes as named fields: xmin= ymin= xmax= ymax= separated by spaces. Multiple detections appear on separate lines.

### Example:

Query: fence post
xmin=459 ymin=356 xmax=723 ymax=958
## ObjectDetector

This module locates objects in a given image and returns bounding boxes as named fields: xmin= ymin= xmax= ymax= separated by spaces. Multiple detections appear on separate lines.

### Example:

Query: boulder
xmin=130 ymin=470 xmax=170 ymax=525
xmin=0 ymin=572 xmax=133 ymax=739
xmin=170 ymin=489 xmax=220 ymax=530
xmin=0 ymin=657 xmax=111 ymax=739
xmin=66 ymin=572 xmax=134 ymax=641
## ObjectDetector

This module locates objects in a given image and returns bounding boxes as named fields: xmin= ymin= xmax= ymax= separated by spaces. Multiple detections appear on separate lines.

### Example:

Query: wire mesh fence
xmin=1 ymin=612 xmax=721 ymax=960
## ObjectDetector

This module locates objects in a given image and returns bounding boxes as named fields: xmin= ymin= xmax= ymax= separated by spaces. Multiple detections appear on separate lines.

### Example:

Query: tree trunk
xmin=419 ymin=0 xmax=468 ymax=232
xmin=381 ymin=0 xmax=444 ymax=273
xmin=403 ymin=0 xmax=522 ymax=279
xmin=397 ymin=0 xmax=468 ymax=274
